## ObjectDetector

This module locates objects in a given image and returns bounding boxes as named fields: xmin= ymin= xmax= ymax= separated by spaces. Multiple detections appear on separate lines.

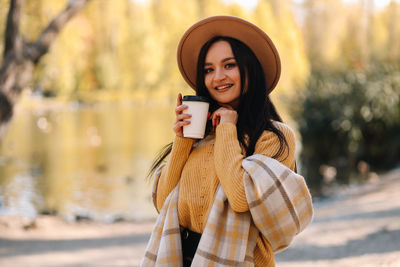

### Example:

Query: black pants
xmin=180 ymin=226 xmax=202 ymax=267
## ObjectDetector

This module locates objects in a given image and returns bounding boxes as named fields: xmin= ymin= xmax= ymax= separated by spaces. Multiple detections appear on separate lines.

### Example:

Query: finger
xmin=175 ymin=104 xmax=188 ymax=115
xmin=211 ymin=112 xmax=220 ymax=127
xmin=176 ymin=113 xmax=191 ymax=121
xmin=173 ymin=120 xmax=190 ymax=132
xmin=210 ymin=111 xmax=217 ymax=126
xmin=213 ymin=116 xmax=220 ymax=127
xmin=177 ymin=93 xmax=182 ymax=107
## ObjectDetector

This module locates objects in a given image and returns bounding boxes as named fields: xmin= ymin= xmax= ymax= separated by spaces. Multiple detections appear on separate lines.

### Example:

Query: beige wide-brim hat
xmin=177 ymin=15 xmax=281 ymax=94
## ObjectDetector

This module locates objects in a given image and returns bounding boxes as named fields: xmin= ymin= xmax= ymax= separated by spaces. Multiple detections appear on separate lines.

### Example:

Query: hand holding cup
xmin=173 ymin=93 xmax=191 ymax=138
xmin=173 ymin=94 xmax=210 ymax=139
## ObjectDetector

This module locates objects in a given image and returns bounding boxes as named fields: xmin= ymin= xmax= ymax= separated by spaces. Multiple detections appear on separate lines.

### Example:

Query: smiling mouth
xmin=215 ymin=84 xmax=233 ymax=91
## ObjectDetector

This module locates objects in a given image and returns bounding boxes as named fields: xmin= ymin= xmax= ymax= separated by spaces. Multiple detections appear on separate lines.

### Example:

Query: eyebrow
xmin=204 ymin=57 xmax=236 ymax=66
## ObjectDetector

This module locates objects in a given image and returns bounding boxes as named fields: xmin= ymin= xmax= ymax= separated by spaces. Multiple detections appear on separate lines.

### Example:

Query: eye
xmin=225 ymin=62 xmax=237 ymax=69
xmin=204 ymin=68 xmax=213 ymax=74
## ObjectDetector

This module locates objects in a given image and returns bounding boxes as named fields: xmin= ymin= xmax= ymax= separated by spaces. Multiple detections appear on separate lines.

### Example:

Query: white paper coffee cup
xmin=182 ymin=95 xmax=210 ymax=139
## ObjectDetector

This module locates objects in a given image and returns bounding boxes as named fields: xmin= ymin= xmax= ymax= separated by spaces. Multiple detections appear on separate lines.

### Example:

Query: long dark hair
xmin=148 ymin=36 xmax=289 ymax=178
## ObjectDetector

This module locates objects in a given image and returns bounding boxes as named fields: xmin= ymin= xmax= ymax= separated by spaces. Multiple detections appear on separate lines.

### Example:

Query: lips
xmin=215 ymin=84 xmax=233 ymax=91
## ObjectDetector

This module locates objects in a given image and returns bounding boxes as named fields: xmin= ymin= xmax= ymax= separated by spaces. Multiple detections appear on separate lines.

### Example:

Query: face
xmin=204 ymin=40 xmax=242 ymax=109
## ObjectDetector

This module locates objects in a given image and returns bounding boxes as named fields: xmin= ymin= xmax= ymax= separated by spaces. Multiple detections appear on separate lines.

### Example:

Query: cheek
xmin=234 ymin=69 xmax=241 ymax=84
xmin=204 ymin=75 xmax=212 ymax=90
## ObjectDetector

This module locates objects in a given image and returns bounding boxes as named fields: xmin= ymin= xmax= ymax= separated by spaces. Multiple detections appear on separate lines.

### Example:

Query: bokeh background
xmin=0 ymin=0 xmax=399 ymax=225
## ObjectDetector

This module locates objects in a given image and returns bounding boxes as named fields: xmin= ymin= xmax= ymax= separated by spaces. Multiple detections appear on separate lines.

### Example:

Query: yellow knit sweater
xmin=155 ymin=121 xmax=296 ymax=267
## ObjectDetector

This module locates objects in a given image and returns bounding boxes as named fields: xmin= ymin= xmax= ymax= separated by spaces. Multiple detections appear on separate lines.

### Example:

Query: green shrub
xmin=293 ymin=62 xmax=400 ymax=194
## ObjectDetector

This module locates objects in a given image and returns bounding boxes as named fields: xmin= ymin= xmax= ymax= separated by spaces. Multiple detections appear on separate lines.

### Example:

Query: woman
xmin=141 ymin=16 xmax=313 ymax=267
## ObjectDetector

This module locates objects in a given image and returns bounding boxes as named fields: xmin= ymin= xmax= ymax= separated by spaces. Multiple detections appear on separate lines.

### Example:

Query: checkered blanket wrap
xmin=141 ymin=154 xmax=313 ymax=266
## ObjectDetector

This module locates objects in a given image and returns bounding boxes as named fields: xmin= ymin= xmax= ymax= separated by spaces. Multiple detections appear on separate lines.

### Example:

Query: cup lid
xmin=182 ymin=95 xmax=210 ymax=102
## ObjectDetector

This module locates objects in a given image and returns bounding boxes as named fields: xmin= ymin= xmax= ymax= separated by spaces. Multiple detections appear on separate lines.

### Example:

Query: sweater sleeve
xmin=155 ymin=135 xmax=195 ymax=212
xmin=214 ymin=122 xmax=296 ymax=213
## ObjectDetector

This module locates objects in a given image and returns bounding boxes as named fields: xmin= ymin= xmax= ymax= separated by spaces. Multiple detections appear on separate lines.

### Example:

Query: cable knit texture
xmin=155 ymin=121 xmax=296 ymax=267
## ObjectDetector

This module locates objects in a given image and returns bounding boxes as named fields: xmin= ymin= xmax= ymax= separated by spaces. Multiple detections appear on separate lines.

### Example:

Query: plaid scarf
xmin=141 ymin=154 xmax=313 ymax=266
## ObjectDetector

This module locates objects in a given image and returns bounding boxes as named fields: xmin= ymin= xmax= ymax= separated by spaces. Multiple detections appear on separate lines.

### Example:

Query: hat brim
xmin=177 ymin=15 xmax=281 ymax=94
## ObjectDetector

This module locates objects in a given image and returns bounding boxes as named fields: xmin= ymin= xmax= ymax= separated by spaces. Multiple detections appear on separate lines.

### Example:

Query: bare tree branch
xmin=3 ymin=0 xmax=24 ymax=58
xmin=27 ymin=0 xmax=91 ymax=63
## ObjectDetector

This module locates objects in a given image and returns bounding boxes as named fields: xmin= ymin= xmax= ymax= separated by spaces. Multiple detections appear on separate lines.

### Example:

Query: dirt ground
xmin=1 ymin=169 xmax=399 ymax=267
xmin=275 ymin=168 xmax=400 ymax=267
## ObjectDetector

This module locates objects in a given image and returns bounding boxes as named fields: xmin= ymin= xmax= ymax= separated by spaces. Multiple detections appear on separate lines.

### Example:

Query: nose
xmin=214 ymin=67 xmax=226 ymax=81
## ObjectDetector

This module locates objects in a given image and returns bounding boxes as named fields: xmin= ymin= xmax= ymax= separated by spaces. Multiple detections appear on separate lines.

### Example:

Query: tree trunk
xmin=0 ymin=0 xmax=91 ymax=141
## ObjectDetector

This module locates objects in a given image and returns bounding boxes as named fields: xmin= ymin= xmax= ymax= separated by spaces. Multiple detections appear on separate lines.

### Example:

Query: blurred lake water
xmin=0 ymin=98 xmax=176 ymax=222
